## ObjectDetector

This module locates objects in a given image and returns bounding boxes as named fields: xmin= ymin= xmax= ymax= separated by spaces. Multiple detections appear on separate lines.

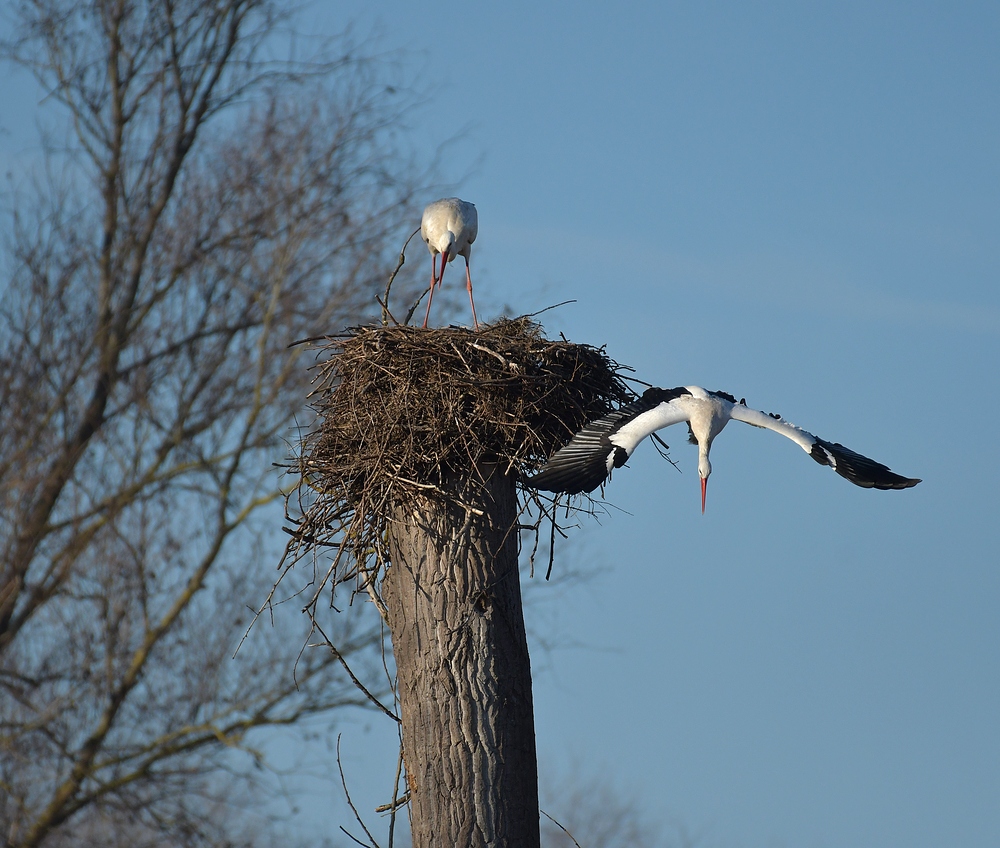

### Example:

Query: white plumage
xmin=525 ymin=386 xmax=921 ymax=512
xmin=420 ymin=197 xmax=479 ymax=329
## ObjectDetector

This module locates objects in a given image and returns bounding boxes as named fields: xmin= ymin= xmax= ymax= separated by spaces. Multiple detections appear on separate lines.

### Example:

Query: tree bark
xmin=383 ymin=463 xmax=539 ymax=848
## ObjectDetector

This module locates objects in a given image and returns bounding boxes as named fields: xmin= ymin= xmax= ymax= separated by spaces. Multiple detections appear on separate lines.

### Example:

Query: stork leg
xmin=465 ymin=257 xmax=479 ymax=330
xmin=422 ymin=252 xmax=446 ymax=328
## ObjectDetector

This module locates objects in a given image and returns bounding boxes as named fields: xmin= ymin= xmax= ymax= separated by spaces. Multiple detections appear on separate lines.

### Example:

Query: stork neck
xmin=687 ymin=399 xmax=722 ymax=480
xmin=697 ymin=440 xmax=712 ymax=480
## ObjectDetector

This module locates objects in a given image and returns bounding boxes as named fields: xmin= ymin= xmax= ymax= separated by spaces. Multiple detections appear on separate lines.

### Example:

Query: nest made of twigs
xmin=281 ymin=316 xmax=634 ymax=591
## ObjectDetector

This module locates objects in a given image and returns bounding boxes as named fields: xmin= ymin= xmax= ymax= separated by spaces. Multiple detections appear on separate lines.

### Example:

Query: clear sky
xmin=4 ymin=2 xmax=999 ymax=847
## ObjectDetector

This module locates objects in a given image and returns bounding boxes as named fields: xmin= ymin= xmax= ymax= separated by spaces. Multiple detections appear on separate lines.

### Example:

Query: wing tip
xmin=812 ymin=438 xmax=921 ymax=491
xmin=881 ymin=475 xmax=922 ymax=491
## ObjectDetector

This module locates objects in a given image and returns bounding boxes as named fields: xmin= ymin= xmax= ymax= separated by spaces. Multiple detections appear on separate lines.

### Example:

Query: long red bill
xmin=700 ymin=477 xmax=707 ymax=514
xmin=437 ymin=249 xmax=449 ymax=287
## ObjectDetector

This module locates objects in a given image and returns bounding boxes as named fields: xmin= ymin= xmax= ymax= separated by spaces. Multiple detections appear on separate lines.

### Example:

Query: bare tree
xmin=0 ymin=1 xmax=431 ymax=845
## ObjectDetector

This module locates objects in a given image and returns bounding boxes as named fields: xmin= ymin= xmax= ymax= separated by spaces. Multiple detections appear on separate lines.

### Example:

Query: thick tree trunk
xmin=382 ymin=463 xmax=539 ymax=848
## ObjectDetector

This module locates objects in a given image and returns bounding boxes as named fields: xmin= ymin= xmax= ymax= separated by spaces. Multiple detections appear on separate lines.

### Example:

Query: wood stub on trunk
xmin=383 ymin=464 xmax=539 ymax=848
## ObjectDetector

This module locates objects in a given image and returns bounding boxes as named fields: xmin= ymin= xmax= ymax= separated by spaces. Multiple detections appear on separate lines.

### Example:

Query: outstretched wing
xmin=729 ymin=402 xmax=921 ymax=490
xmin=524 ymin=387 xmax=691 ymax=494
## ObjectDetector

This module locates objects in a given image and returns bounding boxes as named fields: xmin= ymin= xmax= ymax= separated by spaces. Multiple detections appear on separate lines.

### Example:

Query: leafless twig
xmin=382 ymin=226 xmax=421 ymax=326
xmin=541 ymin=809 xmax=584 ymax=848
xmin=337 ymin=735 xmax=384 ymax=848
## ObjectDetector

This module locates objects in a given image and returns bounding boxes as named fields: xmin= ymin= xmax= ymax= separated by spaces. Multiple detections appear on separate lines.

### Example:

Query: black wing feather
xmin=809 ymin=438 xmax=921 ymax=490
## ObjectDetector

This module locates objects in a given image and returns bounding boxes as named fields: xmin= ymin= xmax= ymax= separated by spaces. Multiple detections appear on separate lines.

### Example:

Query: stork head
xmin=439 ymin=231 xmax=456 ymax=261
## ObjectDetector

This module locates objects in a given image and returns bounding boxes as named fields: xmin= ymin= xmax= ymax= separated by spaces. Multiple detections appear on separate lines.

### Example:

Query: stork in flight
xmin=525 ymin=386 xmax=921 ymax=512
xmin=420 ymin=197 xmax=479 ymax=329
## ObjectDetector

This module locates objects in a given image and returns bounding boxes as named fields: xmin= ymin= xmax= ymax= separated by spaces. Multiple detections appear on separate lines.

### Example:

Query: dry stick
xmin=312 ymin=620 xmax=400 ymax=722
xmin=387 ymin=742 xmax=408 ymax=848
xmin=403 ymin=289 xmax=428 ymax=326
xmin=490 ymin=487 xmax=537 ymax=582
xmin=233 ymin=514 xmax=341 ymax=656
xmin=337 ymin=734 xmax=384 ymax=848
xmin=374 ymin=745 xmax=408 ymax=815
xmin=382 ymin=227 xmax=420 ymax=327
xmin=511 ymin=495 xmax=542 ymax=579
xmin=651 ymin=431 xmax=682 ymax=471
xmin=375 ymin=296 xmax=401 ymax=326
xmin=351 ymin=497 xmax=391 ymax=623
xmin=378 ymin=612 xmax=396 ymax=699
xmin=546 ymin=495 xmax=560 ymax=580
xmin=540 ymin=810 xmax=584 ymax=848
xmin=522 ymin=299 xmax=577 ymax=318
xmin=339 ymin=829 xmax=374 ymax=848
xmin=519 ymin=494 xmax=571 ymax=584
xmin=394 ymin=476 xmax=486 ymax=516
xmin=468 ymin=340 xmax=515 ymax=369
xmin=303 ymin=531 xmax=352 ymax=612
xmin=516 ymin=498 xmax=546 ymax=579
xmin=448 ymin=339 xmax=474 ymax=374
xmin=358 ymin=560 xmax=390 ymax=623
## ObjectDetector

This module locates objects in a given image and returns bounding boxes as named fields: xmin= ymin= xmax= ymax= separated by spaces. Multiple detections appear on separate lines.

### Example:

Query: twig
xmin=523 ymin=299 xmax=576 ymax=318
xmin=546 ymin=494 xmax=560 ymax=580
xmin=375 ymin=296 xmax=401 ymax=326
xmin=339 ymin=828 xmax=375 ymax=848
xmin=621 ymin=372 xmax=654 ymax=387
xmin=337 ymin=734 xmax=383 ymax=848
xmin=468 ymin=340 xmax=516 ymax=370
xmin=387 ymin=741 xmax=407 ymax=847
xmin=651 ymin=432 xmax=681 ymax=471
xmin=374 ymin=790 xmax=410 ymax=814
xmin=382 ymin=227 xmax=420 ymax=326
xmin=403 ymin=288 xmax=428 ymax=326
xmin=312 ymin=620 xmax=400 ymax=722
xmin=359 ymin=561 xmax=390 ymax=624
xmin=540 ymin=809 xmax=583 ymax=848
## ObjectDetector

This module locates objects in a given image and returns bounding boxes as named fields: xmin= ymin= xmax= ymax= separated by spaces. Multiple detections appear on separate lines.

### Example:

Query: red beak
xmin=700 ymin=477 xmax=707 ymax=514
xmin=438 ymin=249 xmax=449 ymax=285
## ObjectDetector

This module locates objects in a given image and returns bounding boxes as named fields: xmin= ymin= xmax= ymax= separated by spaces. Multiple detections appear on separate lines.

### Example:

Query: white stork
xmin=420 ymin=197 xmax=479 ymax=329
xmin=525 ymin=386 xmax=921 ymax=512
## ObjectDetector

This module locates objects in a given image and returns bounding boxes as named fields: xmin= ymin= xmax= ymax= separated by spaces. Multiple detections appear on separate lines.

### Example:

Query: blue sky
xmin=3 ymin=2 xmax=998 ymax=846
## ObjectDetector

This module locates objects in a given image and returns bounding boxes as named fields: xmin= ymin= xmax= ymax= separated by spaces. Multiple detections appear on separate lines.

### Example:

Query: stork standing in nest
xmin=526 ymin=385 xmax=921 ymax=512
xmin=421 ymin=197 xmax=479 ymax=329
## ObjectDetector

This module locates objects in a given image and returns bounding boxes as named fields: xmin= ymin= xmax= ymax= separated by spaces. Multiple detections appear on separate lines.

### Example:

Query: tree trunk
xmin=383 ymin=463 xmax=539 ymax=848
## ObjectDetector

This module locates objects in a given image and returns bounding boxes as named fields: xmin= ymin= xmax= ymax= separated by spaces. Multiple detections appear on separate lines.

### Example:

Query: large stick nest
xmin=282 ymin=316 xmax=634 ymax=594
